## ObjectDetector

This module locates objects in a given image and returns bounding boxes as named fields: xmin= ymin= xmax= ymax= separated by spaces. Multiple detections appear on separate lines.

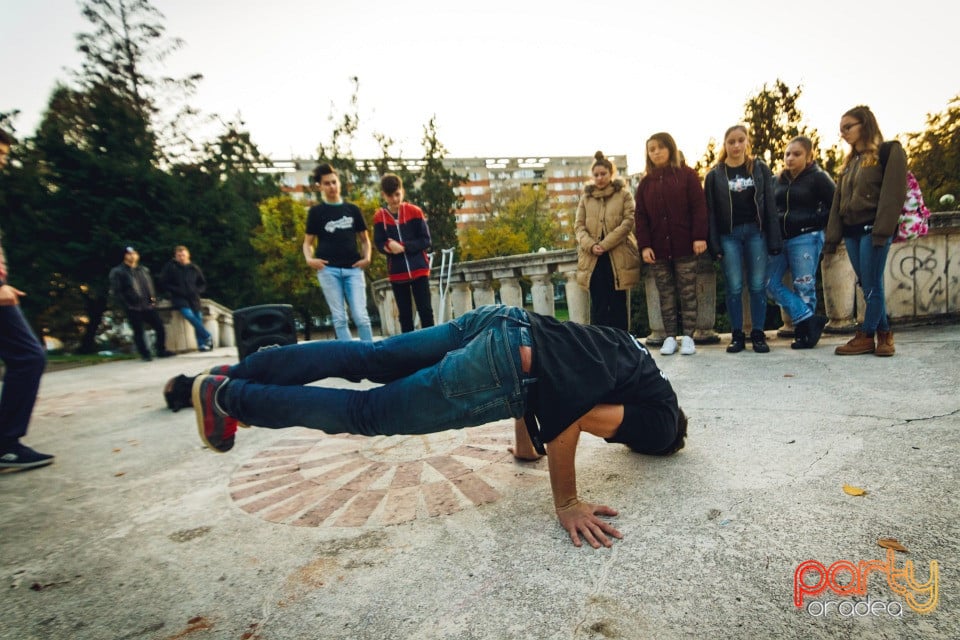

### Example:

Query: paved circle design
xmin=228 ymin=421 xmax=548 ymax=528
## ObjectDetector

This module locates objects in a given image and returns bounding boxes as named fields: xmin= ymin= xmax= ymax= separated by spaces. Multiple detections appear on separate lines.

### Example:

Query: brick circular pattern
xmin=229 ymin=421 xmax=548 ymax=527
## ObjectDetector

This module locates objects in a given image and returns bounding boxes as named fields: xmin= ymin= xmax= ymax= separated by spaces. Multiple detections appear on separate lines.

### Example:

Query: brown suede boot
xmin=875 ymin=330 xmax=895 ymax=357
xmin=835 ymin=331 xmax=875 ymax=355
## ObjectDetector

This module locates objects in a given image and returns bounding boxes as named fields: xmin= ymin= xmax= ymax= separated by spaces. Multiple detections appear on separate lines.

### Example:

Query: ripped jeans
xmin=766 ymin=230 xmax=823 ymax=324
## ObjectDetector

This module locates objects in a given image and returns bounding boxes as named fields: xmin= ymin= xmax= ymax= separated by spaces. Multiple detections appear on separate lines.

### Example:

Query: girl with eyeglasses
xmin=824 ymin=105 xmax=907 ymax=356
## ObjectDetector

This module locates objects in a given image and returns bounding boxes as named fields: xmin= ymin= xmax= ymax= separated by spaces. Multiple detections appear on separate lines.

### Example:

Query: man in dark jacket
xmin=160 ymin=245 xmax=213 ymax=351
xmin=109 ymin=247 xmax=174 ymax=361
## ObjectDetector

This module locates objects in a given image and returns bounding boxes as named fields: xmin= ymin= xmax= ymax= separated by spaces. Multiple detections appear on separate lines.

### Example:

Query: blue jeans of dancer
xmin=720 ymin=223 xmax=768 ymax=331
xmin=0 ymin=304 xmax=46 ymax=447
xmin=220 ymin=305 xmax=532 ymax=437
xmin=317 ymin=266 xmax=374 ymax=342
xmin=844 ymin=234 xmax=892 ymax=333
xmin=178 ymin=307 xmax=211 ymax=346
xmin=766 ymin=231 xmax=823 ymax=324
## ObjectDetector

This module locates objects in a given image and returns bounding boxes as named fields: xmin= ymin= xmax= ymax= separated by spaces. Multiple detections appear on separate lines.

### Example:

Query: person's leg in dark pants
xmin=411 ymin=276 xmax=434 ymax=329
xmin=143 ymin=309 xmax=172 ymax=356
xmin=391 ymin=281 xmax=416 ymax=333
xmin=126 ymin=309 xmax=151 ymax=359
xmin=0 ymin=304 xmax=52 ymax=468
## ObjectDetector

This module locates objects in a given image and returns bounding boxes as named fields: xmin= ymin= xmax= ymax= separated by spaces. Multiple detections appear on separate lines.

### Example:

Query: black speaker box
xmin=233 ymin=304 xmax=297 ymax=360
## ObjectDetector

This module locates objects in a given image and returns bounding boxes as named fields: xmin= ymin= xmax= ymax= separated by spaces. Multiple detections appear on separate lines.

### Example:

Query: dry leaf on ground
xmin=842 ymin=484 xmax=867 ymax=496
xmin=878 ymin=538 xmax=909 ymax=553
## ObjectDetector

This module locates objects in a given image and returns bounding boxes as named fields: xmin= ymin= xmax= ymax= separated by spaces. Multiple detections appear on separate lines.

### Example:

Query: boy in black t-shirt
xmin=302 ymin=163 xmax=374 ymax=341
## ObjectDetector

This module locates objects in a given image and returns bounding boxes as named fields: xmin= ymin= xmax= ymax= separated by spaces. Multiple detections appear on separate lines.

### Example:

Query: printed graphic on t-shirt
xmin=728 ymin=174 xmax=755 ymax=193
xmin=325 ymin=216 xmax=358 ymax=234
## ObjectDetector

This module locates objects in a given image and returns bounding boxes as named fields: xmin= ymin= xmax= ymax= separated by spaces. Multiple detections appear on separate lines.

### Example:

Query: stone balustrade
xmin=372 ymin=250 xmax=585 ymax=336
xmin=370 ymin=249 xmax=722 ymax=340
xmin=880 ymin=210 xmax=959 ymax=323
xmin=157 ymin=298 xmax=235 ymax=353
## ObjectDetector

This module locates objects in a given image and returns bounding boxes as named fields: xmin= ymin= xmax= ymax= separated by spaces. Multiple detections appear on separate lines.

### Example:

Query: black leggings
xmin=589 ymin=253 xmax=627 ymax=330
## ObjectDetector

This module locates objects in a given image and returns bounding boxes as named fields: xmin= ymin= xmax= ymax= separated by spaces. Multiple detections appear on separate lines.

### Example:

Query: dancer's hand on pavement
xmin=556 ymin=499 xmax=622 ymax=548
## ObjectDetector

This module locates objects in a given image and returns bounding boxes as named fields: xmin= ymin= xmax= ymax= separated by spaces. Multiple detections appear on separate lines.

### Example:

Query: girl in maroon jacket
xmin=634 ymin=132 xmax=709 ymax=355
xmin=373 ymin=173 xmax=435 ymax=333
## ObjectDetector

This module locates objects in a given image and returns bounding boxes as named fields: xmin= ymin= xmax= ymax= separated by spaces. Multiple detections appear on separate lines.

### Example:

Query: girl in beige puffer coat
xmin=575 ymin=151 xmax=640 ymax=330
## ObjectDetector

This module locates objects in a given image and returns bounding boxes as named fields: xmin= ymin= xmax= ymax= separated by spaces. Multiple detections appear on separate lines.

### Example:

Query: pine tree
xmin=418 ymin=117 xmax=463 ymax=254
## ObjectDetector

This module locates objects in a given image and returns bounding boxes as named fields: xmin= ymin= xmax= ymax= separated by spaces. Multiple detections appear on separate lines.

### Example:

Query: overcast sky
xmin=4 ymin=0 xmax=958 ymax=173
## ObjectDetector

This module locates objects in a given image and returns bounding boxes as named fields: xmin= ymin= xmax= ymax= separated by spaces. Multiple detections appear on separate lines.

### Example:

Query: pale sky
xmin=4 ymin=0 xmax=958 ymax=174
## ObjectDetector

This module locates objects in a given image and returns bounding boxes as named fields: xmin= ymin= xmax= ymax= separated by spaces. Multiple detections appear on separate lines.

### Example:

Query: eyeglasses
xmin=840 ymin=122 xmax=861 ymax=133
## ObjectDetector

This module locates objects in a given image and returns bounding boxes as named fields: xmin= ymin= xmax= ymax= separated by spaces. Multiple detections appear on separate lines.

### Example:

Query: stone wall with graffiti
xmin=886 ymin=211 xmax=960 ymax=321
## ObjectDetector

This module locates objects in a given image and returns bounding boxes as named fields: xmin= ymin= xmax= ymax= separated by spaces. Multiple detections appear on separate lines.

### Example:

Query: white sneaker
xmin=660 ymin=336 xmax=678 ymax=355
xmin=679 ymin=335 xmax=696 ymax=355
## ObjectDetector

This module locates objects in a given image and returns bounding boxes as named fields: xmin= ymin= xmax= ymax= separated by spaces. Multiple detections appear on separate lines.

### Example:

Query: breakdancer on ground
xmin=165 ymin=305 xmax=686 ymax=548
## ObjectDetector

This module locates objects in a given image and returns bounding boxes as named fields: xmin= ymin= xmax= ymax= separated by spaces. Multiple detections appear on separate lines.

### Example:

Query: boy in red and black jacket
xmin=373 ymin=174 xmax=435 ymax=333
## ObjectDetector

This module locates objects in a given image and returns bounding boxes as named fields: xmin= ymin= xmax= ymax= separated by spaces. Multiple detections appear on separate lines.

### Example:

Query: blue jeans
xmin=317 ymin=266 xmax=374 ymax=341
xmin=178 ymin=307 xmax=211 ymax=346
xmin=720 ymin=223 xmax=768 ymax=331
xmin=0 ymin=304 xmax=46 ymax=446
xmin=766 ymin=231 xmax=823 ymax=324
xmin=221 ymin=305 xmax=532 ymax=437
xmin=844 ymin=234 xmax=892 ymax=332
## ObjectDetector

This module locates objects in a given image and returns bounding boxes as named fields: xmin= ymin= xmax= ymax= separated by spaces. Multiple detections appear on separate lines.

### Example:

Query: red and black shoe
xmin=191 ymin=375 xmax=238 ymax=452
xmin=202 ymin=366 xmax=250 ymax=427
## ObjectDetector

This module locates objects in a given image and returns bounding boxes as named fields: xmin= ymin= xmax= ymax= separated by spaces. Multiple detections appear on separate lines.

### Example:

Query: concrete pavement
xmin=2 ymin=324 xmax=959 ymax=640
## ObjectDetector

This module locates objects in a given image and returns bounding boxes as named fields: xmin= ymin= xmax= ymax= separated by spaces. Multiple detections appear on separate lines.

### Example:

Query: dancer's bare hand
xmin=556 ymin=500 xmax=622 ymax=548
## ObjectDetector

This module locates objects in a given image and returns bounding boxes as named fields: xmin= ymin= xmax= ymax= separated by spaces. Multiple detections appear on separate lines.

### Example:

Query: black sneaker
xmin=0 ymin=443 xmax=54 ymax=470
xmin=807 ymin=315 xmax=828 ymax=348
xmin=791 ymin=318 xmax=812 ymax=350
xmin=164 ymin=374 xmax=197 ymax=412
xmin=726 ymin=330 xmax=746 ymax=353
xmin=157 ymin=350 xmax=176 ymax=358
xmin=751 ymin=329 xmax=770 ymax=353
